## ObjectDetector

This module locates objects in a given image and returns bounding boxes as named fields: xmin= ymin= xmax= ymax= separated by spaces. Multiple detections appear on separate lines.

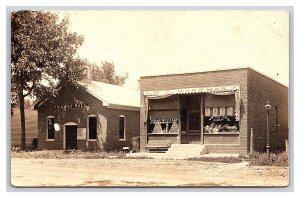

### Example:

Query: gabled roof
xmin=34 ymin=81 xmax=140 ymax=111
xmin=85 ymin=81 xmax=140 ymax=111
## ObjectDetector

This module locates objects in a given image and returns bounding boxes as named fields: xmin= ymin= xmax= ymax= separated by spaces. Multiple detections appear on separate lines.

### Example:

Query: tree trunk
xmin=19 ymin=92 xmax=26 ymax=150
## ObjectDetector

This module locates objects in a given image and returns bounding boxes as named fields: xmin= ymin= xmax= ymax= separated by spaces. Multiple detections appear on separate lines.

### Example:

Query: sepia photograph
xmin=10 ymin=9 xmax=289 ymax=187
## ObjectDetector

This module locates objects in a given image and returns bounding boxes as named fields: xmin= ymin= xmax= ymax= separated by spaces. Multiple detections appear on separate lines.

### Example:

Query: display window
xmin=204 ymin=93 xmax=239 ymax=133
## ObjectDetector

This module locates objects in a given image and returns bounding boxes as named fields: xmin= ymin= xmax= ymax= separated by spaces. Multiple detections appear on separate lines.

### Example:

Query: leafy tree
xmin=91 ymin=61 xmax=128 ymax=85
xmin=11 ymin=11 xmax=85 ymax=149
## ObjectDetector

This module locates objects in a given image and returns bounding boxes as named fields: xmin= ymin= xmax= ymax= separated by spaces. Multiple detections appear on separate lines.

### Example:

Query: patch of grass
xmin=248 ymin=152 xmax=288 ymax=167
xmin=187 ymin=156 xmax=243 ymax=164
xmin=11 ymin=149 xmax=126 ymax=159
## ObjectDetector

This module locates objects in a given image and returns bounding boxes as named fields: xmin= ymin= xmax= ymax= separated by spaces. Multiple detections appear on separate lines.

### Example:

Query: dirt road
xmin=11 ymin=157 xmax=289 ymax=187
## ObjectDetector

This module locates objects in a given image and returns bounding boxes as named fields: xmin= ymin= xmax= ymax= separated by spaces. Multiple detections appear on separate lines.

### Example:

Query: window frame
xmin=119 ymin=115 xmax=126 ymax=141
xmin=87 ymin=115 xmax=97 ymax=141
xmin=46 ymin=116 xmax=55 ymax=141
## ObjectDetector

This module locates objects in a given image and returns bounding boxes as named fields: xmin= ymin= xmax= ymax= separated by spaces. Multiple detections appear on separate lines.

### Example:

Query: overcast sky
xmin=55 ymin=10 xmax=289 ymax=89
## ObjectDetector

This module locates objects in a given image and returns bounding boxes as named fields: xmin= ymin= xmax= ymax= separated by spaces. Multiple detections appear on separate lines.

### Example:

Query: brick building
xmin=139 ymin=67 xmax=288 ymax=154
xmin=34 ymin=67 xmax=140 ymax=151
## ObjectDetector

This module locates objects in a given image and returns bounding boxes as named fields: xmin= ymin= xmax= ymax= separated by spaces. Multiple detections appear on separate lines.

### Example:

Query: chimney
xmin=82 ymin=65 xmax=92 ymax=84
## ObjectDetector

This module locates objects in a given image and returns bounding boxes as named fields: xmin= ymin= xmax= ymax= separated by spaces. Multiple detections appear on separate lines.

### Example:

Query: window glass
xmin=119 ymin=116 xmax=125 ymax=140
xmin=188 ymin=95 xmax=200 ymax=110
xmin=189 ymin=112 xmax=200 ymax=131
xmin=47 ymin=117 xmax=54 ymax=139
xmin=89 ymin=117 xmax=97 ymax=139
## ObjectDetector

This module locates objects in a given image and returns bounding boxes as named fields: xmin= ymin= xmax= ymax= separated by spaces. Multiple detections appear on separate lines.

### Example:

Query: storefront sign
xmin=54 ymin=103 xmax=88 ymax=109
xmin=143 ymin=85 xmax=239 ymax=97
xmin=77 ymin=128 xmax=86 ymax=140
xmin=150 ymin=117 xmax=180 ymax=124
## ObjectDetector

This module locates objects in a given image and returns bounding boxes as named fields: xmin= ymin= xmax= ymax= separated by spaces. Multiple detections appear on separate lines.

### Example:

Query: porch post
xmin=200 ymin=94 xmax=204 ymax=144
xmin=178 ymin=95 xmax=181 ymax=144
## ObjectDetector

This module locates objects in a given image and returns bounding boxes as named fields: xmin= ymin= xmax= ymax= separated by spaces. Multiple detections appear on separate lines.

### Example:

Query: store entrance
xmin=180 ymin=94 xmax=202 ymax=144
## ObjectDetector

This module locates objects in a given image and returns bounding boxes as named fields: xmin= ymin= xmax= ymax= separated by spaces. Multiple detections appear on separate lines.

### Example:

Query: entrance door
xmin=180 ymin=94 xmax=202 ymax=144
xmin=65 ymin=125 xmax=77 ymax=149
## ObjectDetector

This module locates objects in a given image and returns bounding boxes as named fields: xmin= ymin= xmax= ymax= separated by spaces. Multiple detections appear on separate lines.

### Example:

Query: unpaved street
xmin=11 ymin=157 xmax=289 ymax=187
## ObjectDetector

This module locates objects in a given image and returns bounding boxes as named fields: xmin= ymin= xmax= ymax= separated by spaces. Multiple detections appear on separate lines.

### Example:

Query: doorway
xmin=180 ymin=94 xmax=202 ymax=144
xmin=64 ymin=124 xmax=77 ymax=149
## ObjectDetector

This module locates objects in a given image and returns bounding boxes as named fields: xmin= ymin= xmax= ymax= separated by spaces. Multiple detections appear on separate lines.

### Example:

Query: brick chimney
xmin=81 ymin=64 xmax=92 ymax=84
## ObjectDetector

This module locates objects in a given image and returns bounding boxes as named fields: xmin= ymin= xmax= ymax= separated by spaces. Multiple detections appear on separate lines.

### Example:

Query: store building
xmin=139 ymin=67 xmax=288 ymax=153
xmin=34 ymin=68 xmax=140 ymax=151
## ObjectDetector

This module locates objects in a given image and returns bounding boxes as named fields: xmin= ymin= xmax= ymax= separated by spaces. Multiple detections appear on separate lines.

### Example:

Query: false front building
xmin=139 ymin=67 xmax=288 ymax=153
xmin=34 ymin=73 xmax=140 ymax=151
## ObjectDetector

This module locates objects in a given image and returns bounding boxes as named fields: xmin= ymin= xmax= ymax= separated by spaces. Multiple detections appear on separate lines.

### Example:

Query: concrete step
xmin=170 ymin=144 xmax=204 ymax=148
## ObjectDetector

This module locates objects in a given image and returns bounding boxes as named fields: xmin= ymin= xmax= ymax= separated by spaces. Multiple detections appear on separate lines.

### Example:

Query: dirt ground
xmin=11 ymin=157 xmax=289 ymax=187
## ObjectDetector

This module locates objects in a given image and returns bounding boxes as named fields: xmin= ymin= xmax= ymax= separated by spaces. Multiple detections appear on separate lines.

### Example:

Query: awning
xmin=143 ymin=85 xmax=240 ymax=97
xmin=143 ymin=85 xmax=241 ymax=121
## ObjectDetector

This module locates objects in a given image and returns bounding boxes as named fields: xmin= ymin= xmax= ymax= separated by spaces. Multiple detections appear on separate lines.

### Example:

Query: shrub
xmin=248 ymin=152 xmax=288 ymax=167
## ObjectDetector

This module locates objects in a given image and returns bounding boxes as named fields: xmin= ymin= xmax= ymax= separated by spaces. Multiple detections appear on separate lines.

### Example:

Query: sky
xmin=55 ymin=10 xmax=289 ymax=89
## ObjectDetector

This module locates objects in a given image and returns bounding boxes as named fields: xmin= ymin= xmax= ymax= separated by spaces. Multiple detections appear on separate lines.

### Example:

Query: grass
xmin=187 ymin=156 xmax=243 ymax=164
xmin=11 ymin=148 xmax=127 ymax=159
xmin=187 ymin=152 xmax=288 ymax=166
xmin=10 ymin=109 xmax=38 ymax=146
xmin=248 ymin=152 xmax=289 ymax=167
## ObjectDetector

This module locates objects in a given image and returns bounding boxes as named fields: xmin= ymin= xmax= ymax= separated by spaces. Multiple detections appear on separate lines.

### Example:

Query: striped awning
xmin=143 ymin=85 xmax=239 ymax=97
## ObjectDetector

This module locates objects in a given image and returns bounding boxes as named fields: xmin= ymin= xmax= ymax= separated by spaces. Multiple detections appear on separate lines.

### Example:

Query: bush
xmin=248 ymin=152 xmax=288 ymax=167
xmin=188 ymin=156 xmax=243 ymax=163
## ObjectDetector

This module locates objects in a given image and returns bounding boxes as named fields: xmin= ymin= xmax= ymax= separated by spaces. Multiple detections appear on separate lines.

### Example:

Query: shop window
xmin=119 ymin=115 xmax=126 ymax=140
xmin=149 ymin=118 xmax=180 ymax=133
xmin=46 ymin=116 xmax=54 ymax=140
xmin=203 ymin=94 xmax=239 ymax=134
xmin=88 ymin=115 xmax=97 ymax=140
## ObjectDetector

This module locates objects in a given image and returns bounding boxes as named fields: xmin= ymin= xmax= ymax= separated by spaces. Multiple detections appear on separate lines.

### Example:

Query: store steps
xmin=161 ymin=144 xmax=208 ymax=159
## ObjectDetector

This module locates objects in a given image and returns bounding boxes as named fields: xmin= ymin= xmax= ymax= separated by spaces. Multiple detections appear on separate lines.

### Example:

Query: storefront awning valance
xmin=143 ymin=85 xmax=240 ymax=97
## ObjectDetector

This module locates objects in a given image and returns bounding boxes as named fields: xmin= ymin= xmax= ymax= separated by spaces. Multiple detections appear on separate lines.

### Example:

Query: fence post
xmin=250 ymin=128 xmax=254 ymax=154
xmin=285 ymin=140 xmax=289 ymax=154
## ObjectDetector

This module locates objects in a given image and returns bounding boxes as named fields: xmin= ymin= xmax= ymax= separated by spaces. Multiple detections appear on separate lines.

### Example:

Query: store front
xmin=144 ymin=85 xmax=240 ymax=145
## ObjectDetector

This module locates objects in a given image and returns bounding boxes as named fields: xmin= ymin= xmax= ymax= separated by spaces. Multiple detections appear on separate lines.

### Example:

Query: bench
xmin=145 ymin=140 xmax=172 ymax=153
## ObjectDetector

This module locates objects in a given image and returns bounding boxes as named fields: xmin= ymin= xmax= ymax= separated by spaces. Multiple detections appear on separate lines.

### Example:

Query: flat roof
xmin=140 ymin=67 xmax=288 ymax=88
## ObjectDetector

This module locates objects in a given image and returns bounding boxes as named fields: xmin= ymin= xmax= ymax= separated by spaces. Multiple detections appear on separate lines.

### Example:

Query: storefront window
xmin=203 ymin=94 xmax=239 ymax=133
xmin=149 ymin=118 xmax=180 ymax=133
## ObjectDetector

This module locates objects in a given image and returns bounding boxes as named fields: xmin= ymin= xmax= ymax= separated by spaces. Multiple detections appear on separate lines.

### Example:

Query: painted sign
xmin=77 ymin=128 xmax=86 ymax=140
xmin=54 ymin=103 xmax=88 ymax=109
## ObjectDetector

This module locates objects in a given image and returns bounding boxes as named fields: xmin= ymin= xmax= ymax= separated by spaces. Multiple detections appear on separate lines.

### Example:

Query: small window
xmin=47 ymin=116 xmax=54 ymax=140
xmin=119 ymin=116 xmax=126 ymax=140
xmin=88 ymin=116 xmax=97 ymax=140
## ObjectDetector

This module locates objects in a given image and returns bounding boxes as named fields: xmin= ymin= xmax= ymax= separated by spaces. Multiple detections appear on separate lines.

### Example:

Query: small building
xmin=34 ymin=68 xmax=140 ymax=151
xmin=139 ymin=67 xmax=288 ymax=153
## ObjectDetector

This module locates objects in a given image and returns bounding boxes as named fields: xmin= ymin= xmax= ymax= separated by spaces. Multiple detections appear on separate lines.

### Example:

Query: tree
xmin=91 ymin=61 xmax=128 ymax=85
xmin=11 ymin=11 xmax=86 ymax=149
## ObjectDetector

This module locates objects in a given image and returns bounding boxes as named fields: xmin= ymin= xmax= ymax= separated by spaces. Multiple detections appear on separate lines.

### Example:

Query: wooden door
xmin=65 ymin=125 xmax=77 ymax=149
